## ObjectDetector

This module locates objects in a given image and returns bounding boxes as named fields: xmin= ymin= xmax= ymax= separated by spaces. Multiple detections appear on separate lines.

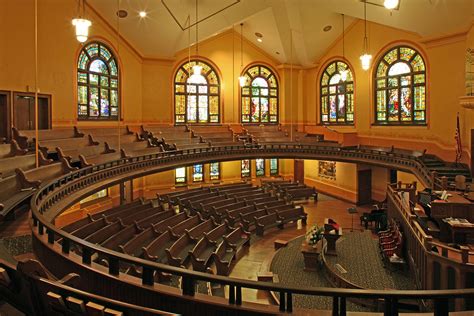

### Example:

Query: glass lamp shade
xmin=384 ymin=0 xmax=399 ymax=10
xmin=187 ymin=65 xmax=206 ymax=84
xmin=72 ymin=18 xmax=92 ymax=43
xmin=238 ymin=76 xmax=247 ymax=87
xmin=360 ymin=53 xmax=372 ymax=71
xmin=339 ymin=69 xmax=348 ymax=82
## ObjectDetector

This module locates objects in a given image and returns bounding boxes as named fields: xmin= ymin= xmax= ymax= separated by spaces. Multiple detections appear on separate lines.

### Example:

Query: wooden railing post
xmin=431 ymin=171 xmax=438 ymax=189
xmin=460 ymin=246 xmax=469 ymax=263
xmin=434 ymin=298 xmax=449 ymax=316
xmin=441 ymin=176 xmax=448 ymax=190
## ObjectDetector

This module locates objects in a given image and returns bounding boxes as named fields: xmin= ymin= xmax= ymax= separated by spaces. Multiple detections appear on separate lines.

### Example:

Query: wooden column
xmin=294 ymin=159 xmax=304 ymax=183
xmin=119 ymin=182 xmax=125 ymax=205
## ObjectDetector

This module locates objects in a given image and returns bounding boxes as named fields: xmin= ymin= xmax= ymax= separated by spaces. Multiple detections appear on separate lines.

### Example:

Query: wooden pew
xmin=15 ymin=157 xmax=76 ymax=189
xmin=0 ymin=175 xmax=35 ymax=220
xmin=284 ymin=186 xmax=318 ymax=201
xmin=0 ymin=140 xmax=27 ymax=158
xmin=213 ymin=226 xmax=250 ymax=276
xmin=78 ymin=126 xmax=134 ymax=137
xmin=119 ymin=227 xmax=160 ymax=257
xmin=240 ymin=209 xmax=267 ymax=231
xmin=277 ymin=206 xmax=308 ymax=226
xmin=152 ymin=212 xmax=188 ymax=235
xmin=0 ymin=151 xmax=51 ymax=178
xmin=255 ymin=213 xmax=283 ymax=236
xmin=225 ymin=205 xmax=256 ymax=226
xmin=142 ymin=230 xmax=175 ymax=263
xmin=60 ymin=199 xmax=145 ymax=233
xmin=157 ymin=187 xmax=207 ymax=205
xmin=12 ymin=126 xmax=84 ymax=149
xmin=135 ymin=209 xmax=175 ymax=229
xmin=168 ymin=214 xmax=203 ymax=239
xmin=100 ymin=223 xmax=143 ymax=252
xmin=70 ymin=217 xmax=110 ymax=239
xmin=189 ymin=221 xmax=234 ymax=272
xmin=38 ymin=136 xmax=98 ymax=156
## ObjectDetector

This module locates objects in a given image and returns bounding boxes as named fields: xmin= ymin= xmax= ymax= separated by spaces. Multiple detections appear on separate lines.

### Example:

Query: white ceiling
xmin=88 ymin=0 xmax=474 ymax=66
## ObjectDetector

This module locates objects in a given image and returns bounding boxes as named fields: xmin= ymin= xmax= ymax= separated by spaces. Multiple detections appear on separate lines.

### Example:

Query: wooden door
xmin=13 ymin=92 xmax=51 ymax=130
xmin=357 ymin=169 xmax=372 ymax=205
xmin=0 ymin=91 xmax=10 ymax=141
xmin=294 ymin=159 xmax=305 ymax=183
xmin=14 ymin=94 xmax=33 ymax=130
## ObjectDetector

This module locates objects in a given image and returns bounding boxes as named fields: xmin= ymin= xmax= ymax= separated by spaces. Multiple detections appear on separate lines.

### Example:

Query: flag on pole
xmin=455 ymin=112 xmax=462 ymax=164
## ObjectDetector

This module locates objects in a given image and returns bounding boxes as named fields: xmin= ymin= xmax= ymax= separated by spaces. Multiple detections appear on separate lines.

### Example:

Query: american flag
xmin=455 ymin=112 xmax=462 ymax=164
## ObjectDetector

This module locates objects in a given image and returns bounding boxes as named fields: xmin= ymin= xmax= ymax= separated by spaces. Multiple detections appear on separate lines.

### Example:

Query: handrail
xmin=27 ymin=143 xmax=474 ymax=314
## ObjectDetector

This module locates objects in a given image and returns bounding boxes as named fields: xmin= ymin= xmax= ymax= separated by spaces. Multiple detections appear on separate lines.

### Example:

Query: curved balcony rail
xmin=28 ymin=143 xmax=474 ymax=315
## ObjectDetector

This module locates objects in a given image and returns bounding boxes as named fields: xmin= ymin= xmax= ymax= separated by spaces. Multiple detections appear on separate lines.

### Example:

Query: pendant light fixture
xmin=384 ymin=0 xmax=399 ymax=10
xmin=188 ymin=0 xmax=206 ymax=84
xmin=238 ymin=23 xmax=247 ymax=87
xmin=340 ymin=14 xmax=348 ymax=82
xmin=72 ymin=0 xmax=92 ymax=43
xmin=360 ymin=1 xmax=372 ymax=71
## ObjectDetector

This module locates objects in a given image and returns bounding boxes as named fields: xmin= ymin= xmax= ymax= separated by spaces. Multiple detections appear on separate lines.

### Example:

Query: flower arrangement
xmin=305 ymin=224 xmax=324 ymax=245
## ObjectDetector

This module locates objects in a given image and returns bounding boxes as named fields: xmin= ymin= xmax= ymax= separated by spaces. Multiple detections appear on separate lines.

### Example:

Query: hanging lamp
xmin=238 ymin=23 xmax=247 ymax=87
xmin=72 ymin=0 xmax=91 ymax=43
xmin=188 ymin=0 xmax=206 ymax=84
xmin=360 ymin=1 xmax=372 ymax=71
xmin=340 ymin=14 xmax=348 ymax=82
xmin=384 ymin=0 xmax=399 ymax=10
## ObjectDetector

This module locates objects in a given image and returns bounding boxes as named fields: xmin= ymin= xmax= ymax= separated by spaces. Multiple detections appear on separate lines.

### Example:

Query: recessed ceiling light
xmin=139 ymin=11 xmax=147 ymax=18
xmin=116 ymin=10 xmax=128 ymax=18
xmin=275 ymin=51 xmax=280 ymax=55
xmin=255 ymin=32 xmax=263 ymax=43
xmin=257 ymin=38 xmax=263 ymax=43
xmin=323 ymin=25 xmax=332 ymax=32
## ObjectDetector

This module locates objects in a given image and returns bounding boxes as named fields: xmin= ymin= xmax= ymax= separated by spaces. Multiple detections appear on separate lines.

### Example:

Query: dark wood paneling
xmin=357 ymin=169 xmax=372 ymax=205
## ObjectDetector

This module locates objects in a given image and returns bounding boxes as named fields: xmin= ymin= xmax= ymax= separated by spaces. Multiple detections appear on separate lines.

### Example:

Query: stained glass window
xmin=210 ymin=162 xmax=220 ymax=180
xmin=174 ymin=60 xmax=220 ymax=124
xmin=256 ymin=159 xmax=265 ymax=177
xmin=320 ymin=60 xmax=354 ymax=124
xmin=374 ymin=46 xmax=426 ymax=124
xmin=77 ymin=42 xmax=119 ymax=120
xmin=193 ymin=164 xmax=203 ymax=182
xmin=175 ymin=167 xmax=187 ymax=184
xmin=241 ymin=65 xmax=278 ymax=124
xmin=270 ymin=159 xmax=278 ymax=176
xmin=241 ymin=160 xmax=250 ymax=178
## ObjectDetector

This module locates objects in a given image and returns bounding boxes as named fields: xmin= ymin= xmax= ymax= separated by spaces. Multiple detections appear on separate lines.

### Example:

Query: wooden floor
xmin=229 ymin=196 xmax=370 ymax=305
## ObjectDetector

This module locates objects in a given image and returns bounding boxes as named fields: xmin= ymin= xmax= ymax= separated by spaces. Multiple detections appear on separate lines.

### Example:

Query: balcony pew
xmin=0 ymin=140 xmax=27 ymax=159
xmin=15 ymin=157 xmax=77 ymax=190
xmin=12 ymin=126 xmax=84 ymax=149
xmin=0 ymin=151 xmax=51 ymax=179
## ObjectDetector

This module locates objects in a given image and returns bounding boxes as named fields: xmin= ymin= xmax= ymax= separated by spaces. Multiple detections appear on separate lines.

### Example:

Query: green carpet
xmin=0 ymin=235 xmax=32 ymax=257
xmin=324 ymin=230 xmax=415 ymax=291
xmin=270 ymin=232 xmax=416 ymax=312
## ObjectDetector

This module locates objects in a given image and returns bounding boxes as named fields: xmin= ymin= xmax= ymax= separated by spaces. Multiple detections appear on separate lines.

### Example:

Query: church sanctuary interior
xmin=1 ymin=0 xmax=474 ymax=315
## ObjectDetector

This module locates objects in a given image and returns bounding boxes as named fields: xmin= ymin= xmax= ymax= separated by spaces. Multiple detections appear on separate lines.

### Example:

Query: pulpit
xmin=324 ymin=218 xmax=343 ymax=256
xmin=324 ymin=233 xmax=342 ymax=256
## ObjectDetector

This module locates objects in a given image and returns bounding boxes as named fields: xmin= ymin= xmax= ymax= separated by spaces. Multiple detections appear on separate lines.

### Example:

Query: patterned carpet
xmin=0 ymin=234 xmax=32 ymax=257
xmin=270 ymin=232 xmax=416 ymax=312
xmin=325 ymin=230 xmax=415 ymax=291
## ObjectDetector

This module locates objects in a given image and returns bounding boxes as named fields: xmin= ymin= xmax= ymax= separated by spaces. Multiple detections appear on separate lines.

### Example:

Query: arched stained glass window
xmin=241 ymin=65 xmax=278 ymax=124
xmin=77 ymin=42 xmax=119 ymax=120
xmin=256 ymin=159 xmax=265 ymax=177
xmin=374 ymin=46 xmax=426 ymax=124
xmin=320 ymin=60 xmax=354 ymax=124
xmin=174 ymin=60 xmax=220 ymax=124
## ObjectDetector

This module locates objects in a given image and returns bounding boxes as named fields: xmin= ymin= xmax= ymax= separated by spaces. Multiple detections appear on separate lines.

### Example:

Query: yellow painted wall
xmin=171 ymin=31 xmax=281 ymax=124
xmin=305 ymin=20 xmax=470 ymax=164
xmin=397 ymin=171 xmax=426 ymax=192
xmin=0 ymin=0 xmax=143 ymax=126
xmin=304 ymin=160 xmax=357 ymax=202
